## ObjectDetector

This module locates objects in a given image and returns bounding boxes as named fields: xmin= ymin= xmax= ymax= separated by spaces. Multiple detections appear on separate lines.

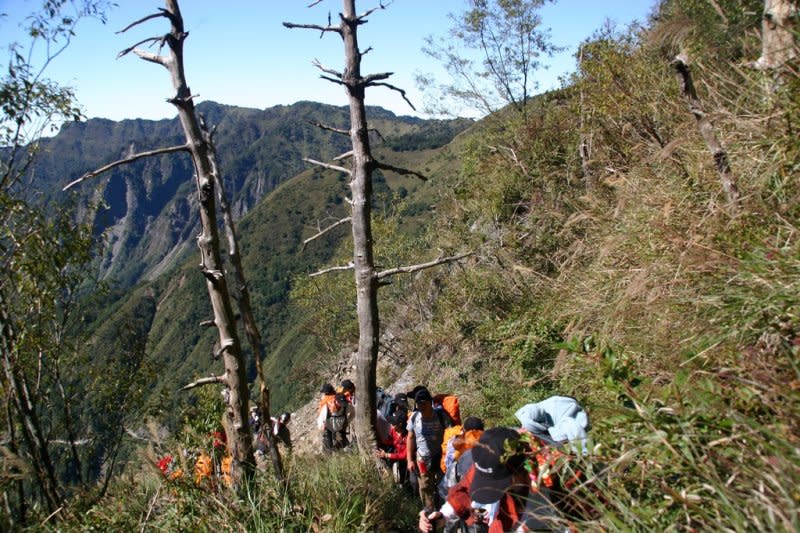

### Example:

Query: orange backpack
xmin=433 ymin=394 xmax=461 ymax=426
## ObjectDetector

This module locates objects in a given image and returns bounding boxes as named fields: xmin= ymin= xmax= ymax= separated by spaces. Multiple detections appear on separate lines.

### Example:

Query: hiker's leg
xmin=408 ymin=467 xmax=419 ymax=495
xmin=418 ymin=470 xmax=436 ymax=509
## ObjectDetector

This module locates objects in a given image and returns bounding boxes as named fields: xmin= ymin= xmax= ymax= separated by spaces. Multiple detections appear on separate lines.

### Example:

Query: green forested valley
xmin=1 ymin=0 xmax=798 ymax=531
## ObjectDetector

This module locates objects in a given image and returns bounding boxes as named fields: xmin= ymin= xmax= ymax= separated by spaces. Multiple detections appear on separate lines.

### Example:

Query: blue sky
xmin=0 ymin=0 xmax=657 ymax=120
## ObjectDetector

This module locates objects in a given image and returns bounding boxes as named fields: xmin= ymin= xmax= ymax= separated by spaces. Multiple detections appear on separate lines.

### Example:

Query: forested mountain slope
xmin=69 ymin=105 xmax=469 ymax=425
xmin=27 ymin=101 xmax=469 ymax=288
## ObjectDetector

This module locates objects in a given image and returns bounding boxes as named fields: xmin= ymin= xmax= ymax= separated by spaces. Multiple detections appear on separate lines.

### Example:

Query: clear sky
xmin=1 ymin=0 xmax=657 ymax=121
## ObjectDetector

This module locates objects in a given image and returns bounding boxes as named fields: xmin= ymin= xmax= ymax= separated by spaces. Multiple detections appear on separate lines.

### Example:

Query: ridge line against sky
xmin=0 ymin=0 xmax=656 ymax=121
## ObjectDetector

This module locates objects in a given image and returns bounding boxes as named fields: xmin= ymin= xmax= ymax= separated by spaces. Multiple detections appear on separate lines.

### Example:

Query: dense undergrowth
xmin=25 ymin=0 xmax=800 ymax=530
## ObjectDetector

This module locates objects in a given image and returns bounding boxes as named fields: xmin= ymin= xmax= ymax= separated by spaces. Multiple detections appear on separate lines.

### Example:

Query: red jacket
xmin=447 ymin=465 xmax=527 ymax=533
xmin=383 ymin=426 xmax=407 ymax=461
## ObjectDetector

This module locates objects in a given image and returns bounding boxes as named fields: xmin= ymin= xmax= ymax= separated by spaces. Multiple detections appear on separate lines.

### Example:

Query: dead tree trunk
xmin=577 ymin=45 xmax=594 ymax=190
xmin=285 ymin=0 xmax=471 ymax=462
xmin=128 ymin=0 xmax=254 ymax=483
xmin=672 ymin=53 xmax=740 ymax=212
xmin=754 ymin=0 xmax=797 ymax=70
xmin=67 ymin=0 xmax=256 ymax=483
xmin=202 ymin=119 xmax=284 ymax=481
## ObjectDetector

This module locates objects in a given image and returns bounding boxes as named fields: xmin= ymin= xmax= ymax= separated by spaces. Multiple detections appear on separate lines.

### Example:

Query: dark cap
xmin=320 ymin=383 xmax=335 ymax=395
xmin=470 ymin=427 xmax=524 ymax=504
xmin=341 ymin=379 xmax=355 ymax=391
xmin=407 ymin=385 xmax=427 ymax=400
xmin=415 ymin=388 xmax=432 ymax=403
xmin=463 ymin=416 xmax=485 ymax=432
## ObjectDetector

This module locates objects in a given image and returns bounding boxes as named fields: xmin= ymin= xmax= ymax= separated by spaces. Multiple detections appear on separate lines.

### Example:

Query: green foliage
xmin=391 ymin=1 xmax=800 ymax=529
xmin=654 ymin=0 xmax=763 ymax=62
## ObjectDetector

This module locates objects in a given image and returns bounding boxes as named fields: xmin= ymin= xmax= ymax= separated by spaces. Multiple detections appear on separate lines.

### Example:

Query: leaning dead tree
xmin=672 ymin=53 xmax=740 ymax=212
xmin=285 ymin=0 xmax=471 ymax=459
xmin=202 ymin=118 xmax=284 ymax=481
xmin=65 ymin=0 xmax=275 ymax=483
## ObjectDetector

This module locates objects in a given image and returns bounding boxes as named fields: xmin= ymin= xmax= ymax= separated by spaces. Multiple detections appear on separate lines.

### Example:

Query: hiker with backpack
xmin=407 ymin=388 xmax=448 ymax=510
xmin=340 ymin=378 xmax=356 ymax=405
xmin=419 ymin=427 xmax=564 ymax=533
xmin=376 ymin=388 xmax=410 ymax=445
xmin=514 ymin=395 xmax=590 ymax=455
xmin=376 ymin=412 xmax=409 ymax=485
xmin=438 ymin=416 xmax=484 ymax=503
xmin=317 ymin=391 xmax=353 ymax=451
xmin=271 ymin=412 xmax=292 ymax=450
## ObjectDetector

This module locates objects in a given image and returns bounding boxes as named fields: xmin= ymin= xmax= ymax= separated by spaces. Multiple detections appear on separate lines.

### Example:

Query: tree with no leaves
xmin=285 ymin=1 xmax=471 ymax=460
xmin=66 ymin=0 xmax=285 ymax=484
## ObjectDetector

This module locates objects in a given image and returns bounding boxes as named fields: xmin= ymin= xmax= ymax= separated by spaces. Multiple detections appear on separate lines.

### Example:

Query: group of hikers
xmin=160 ymin=378 xmax=591 ymax=530
xmin=157 ymin=405 xmax=293 ymax=487
xmin=250 ymin=405 xmax=293 ymax=453
xmin=317 ymin=379 xmax=592 ymax=531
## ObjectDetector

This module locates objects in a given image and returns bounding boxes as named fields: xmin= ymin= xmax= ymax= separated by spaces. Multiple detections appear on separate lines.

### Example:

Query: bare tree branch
xmin=320 ymin=74 xmax=346 ymax=86
xmin=374 ymin=161 xmax=428 ymax=181
xmin=116 ymin=10 xmax=169 ymax=34
xmin=309 ymin=262 xmax=355 ymax=278
xmin=307 ymin=0 xmax=325 ymax=7
xmin=334 ymin=150 xmax=354 ymax=161
xmin=376 ymin=251 xmax=473 ymax=280
xmin=124 ymin=429 xmax=155 ymax=442
xmin=117 ymin=36 xmax=166 ymax=59
xmin=283 ymin=21 xmax=341 ymax=35
xmin=133 ymin=49 xmax=169 ymax=66
xmin=310 ymin=121 xmax=349 ymax=135
xmin=304 ymin=157 xmax=351 ymax=175
xmin=180 ymin=375 xmax=227 ymax=392
xmin=488 ymin=144 xmax=529 ymax=178
xmin=368 ymin=128 xmax=386 ymax=144
xmin=63 ymin=144 xmax=190 ymax=191
xmin=312 ymin=59 xmax=343 ymax=78
xmin=362 ymin=72 xmax=392 ymax=84
xmin=357 ymin=3 xmax=388 ymax=21
xmin=303 ymin=217 xmax=352 ymax=249
xmin=671 ymin=54 xmax=739 ymax=210
xmin=367 ymin=81 xmax=416 ymax=110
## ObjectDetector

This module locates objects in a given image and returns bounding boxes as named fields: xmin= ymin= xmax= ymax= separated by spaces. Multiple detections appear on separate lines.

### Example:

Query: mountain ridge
xmin=27 ymin=100 xmax=470 ymax=288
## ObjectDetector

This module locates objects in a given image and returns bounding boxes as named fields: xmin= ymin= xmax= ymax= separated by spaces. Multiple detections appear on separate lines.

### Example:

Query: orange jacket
xmin=194 ymin=452 xmax=213 ymax=485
